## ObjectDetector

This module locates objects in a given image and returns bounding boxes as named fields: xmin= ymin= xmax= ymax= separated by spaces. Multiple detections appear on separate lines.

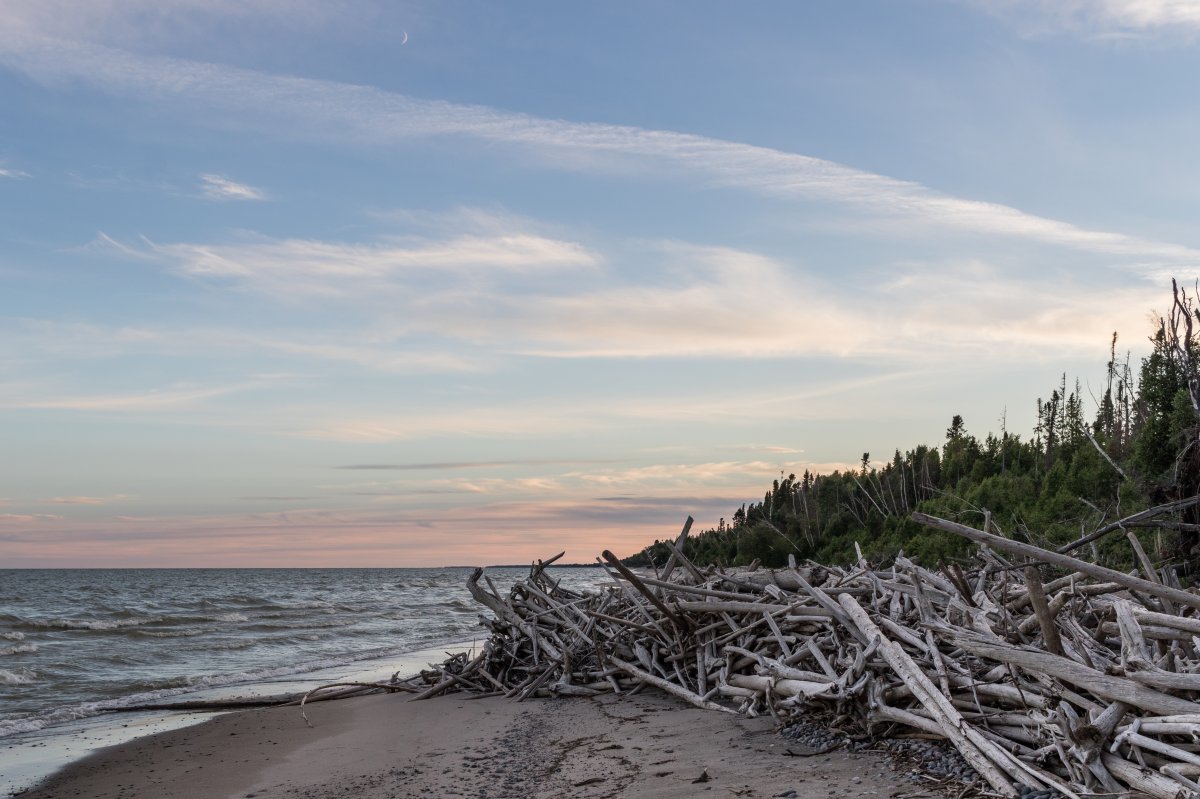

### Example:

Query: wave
xmin=243 ymin=619 xmax=347 ymax=632
xmin=0 ymin=644 xmax=37 ymax=656
xmin=0 ymin=637 xmax=476 ymax=740
xmin=199 ymin=639 xmax=257 ymax=651
xmin=5 ymin=610 xmax=257 ymax=634
xmin=131 ymin=629 xmax=206 ymax=639
xmin=208 ymin=612 xmax=249 ymax=623
xmin=0 ymin=668 xmax=36 ymax=686
xmin=14 ymin=616 xmax=165 ymax=631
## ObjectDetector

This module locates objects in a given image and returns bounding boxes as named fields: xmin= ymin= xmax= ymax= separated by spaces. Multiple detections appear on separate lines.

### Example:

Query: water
xmin=0 ymin=567 xmax=609 ymax=740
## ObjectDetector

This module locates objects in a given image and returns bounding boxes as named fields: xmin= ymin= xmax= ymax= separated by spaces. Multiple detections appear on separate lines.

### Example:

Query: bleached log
xmin=1025 ymin=566 xmax=1065 ymax=657
xmin=948 ymin=630 xmax=1200 ymax=716
xmin=912 ymin=513 xmax=1200 ymax=613
xmin=658 ymin=516 xmax=694 ymax=584
xmin=838 ymin=594 xmax=1025 ymax=797
xmin=1104 ymin=753 xmax=1198 ymax=799
xmin=607 ymin=654 xmax=736 ymax=714
xmin=673 ymin=600 xmax=830 ymax=617
xmin=728 ymin=673 xmax=841 ymax=699
xmin=467 ymin=569 xmax=563 ymax=661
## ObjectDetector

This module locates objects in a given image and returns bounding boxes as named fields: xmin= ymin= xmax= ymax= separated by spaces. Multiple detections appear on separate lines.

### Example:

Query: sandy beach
xmin=12 ymin=690 xmax=932 ymax=799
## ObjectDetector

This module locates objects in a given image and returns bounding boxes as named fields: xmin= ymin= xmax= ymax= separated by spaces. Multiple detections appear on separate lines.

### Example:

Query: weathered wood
xmin=600 ymin=550 xmax=688 ymax=629
xmin=839 ymin=594 xmax=1024 ymax=797
xmin=1103 ymin=753 xmax=1198 ymax=799
xmin=385 ymin=511 xmax=1200 ymax=799
xmin=468 ymin=568 xmax=563 ymax=661
xmin=1025 ymin=565 xmax=1065 ymax=657
xmin=948 ymin=630 xmax=1200 ymax=716
xmin=912 ymin=512 xmax=1200 ymax=612
xmin=1056 ymin=496 xmax=1200 ymax=555
xmin=606 ymin=654 xmax=735 ymax=714
xmin=659 ymin=516 xmax=694 ymax=584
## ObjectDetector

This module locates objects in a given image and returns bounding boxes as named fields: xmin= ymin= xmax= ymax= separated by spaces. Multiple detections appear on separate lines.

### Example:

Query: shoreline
xmin=11 ymin=688 xmax=929 ymax=799
xmin=0 ymin=642 xmax=474 ymax=796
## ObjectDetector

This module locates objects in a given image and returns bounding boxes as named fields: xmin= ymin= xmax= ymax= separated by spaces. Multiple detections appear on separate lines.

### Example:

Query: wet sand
xmin=14 ymin=691 xmax=934 ymax=799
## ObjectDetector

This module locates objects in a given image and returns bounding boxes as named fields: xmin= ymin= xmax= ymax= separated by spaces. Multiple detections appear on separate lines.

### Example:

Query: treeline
xmin=625 ymin=281 xmax=1200 ymax=572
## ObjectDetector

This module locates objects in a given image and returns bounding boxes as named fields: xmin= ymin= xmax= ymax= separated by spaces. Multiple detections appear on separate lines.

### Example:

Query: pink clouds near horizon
xmin=0 ymin=497 xmax=734 ymax=568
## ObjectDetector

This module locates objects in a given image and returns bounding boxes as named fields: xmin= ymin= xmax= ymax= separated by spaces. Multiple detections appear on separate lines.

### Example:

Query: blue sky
xmin=2 ymin=0 xmax=1199 ymax=566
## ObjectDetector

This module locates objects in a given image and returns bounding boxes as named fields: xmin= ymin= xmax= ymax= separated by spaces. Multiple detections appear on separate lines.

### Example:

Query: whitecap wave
xmin=132 ymin=629 xmax=205 ymax=638
xmin=0 ymin=668 xmax=36 ymax=685
xmin=1 ymin=631 xmax=25 ymax=640
xmin=207 ymin=612 xmax=248 ymax=623
xmin=29 ymin=616 xmax=164 ymax=631
xmin=0 ymin=642 xmax=456 ymax=739
xmin=0 ymin=644 xmax=37 ymax=656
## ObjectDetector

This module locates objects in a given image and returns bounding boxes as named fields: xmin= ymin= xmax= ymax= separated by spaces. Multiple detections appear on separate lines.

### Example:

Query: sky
xmin=2 ymin=0 xmax=1199 ymax=567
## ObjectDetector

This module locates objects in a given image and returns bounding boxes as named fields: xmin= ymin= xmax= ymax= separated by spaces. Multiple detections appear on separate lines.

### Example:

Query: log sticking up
xmin=399 ymin=514 xmax=1200 ymax=799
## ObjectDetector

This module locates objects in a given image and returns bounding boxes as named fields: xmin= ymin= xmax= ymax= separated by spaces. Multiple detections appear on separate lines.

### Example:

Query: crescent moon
xmin=401 ymin=31 xmax=409 ymax=45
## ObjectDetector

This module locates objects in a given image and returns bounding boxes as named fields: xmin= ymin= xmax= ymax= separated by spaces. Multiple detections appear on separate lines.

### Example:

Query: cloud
xmin=336 ymin=459 xmax=618 ymax=471
xmin=0 ymin=0 xmax=345 ymax=47
xmin=326 ymin=460 xmax=830 ymax=510
xmin=44 ymin=494 xmax=131 ymax=505
xmin=963 ymin=0 xmax=1200 ymax=38
xmin=250 ymin=339 xmax=487 ymax=373
xmin=21 ymin=381 xmax=264 ymax=411
xmin=199 ymin=173 xmax=266 ymax=201
xmin=12 ymin=223 xmax=1165 ymax=405
xmin=123 ymin=230 xmax=1151 ymax=363
xmin=1 ymin=36 xmax=1196 ymax=266
xmin=0 ymin=166 xmax=30 ymax=179
xmin=238 ymin=495 xmax=315 ymax=501
xmin=565 ymin=461 xmax=809 ymax=491
xmin=716 ymin=444 xmax=806 ymax=455
xmin=377 ymin=241 xmax=1156 ymax=362
xmin=120 ymin=229 xmax=599 ymax=299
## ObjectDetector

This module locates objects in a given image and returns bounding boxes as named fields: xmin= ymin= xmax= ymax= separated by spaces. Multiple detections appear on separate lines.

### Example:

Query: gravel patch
xmin=781 ymin=718 xmax=992 ymax=794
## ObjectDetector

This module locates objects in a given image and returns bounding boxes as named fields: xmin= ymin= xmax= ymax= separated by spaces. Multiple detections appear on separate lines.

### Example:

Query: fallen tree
xmin=386 ymin=511 xmax=1200 ymax=799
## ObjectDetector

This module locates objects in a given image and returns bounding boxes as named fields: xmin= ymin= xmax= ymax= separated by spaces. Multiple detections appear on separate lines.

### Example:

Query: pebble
xmin=781 ymin=720 xmax=1069 ymax=798
xmin=781 ymin=719 xmax=982 ymax=786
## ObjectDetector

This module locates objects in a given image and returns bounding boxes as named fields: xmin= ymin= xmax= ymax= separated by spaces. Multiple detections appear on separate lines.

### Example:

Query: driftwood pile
xmin=407 ymin=504 xmax=1200 ymax=799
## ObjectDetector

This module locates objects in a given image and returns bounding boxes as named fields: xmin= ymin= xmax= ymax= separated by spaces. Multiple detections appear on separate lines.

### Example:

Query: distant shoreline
xmin=1 ymin=564 xmax=608 ymax=570
xmin=478 ymin=562 xmax=603 ymax=569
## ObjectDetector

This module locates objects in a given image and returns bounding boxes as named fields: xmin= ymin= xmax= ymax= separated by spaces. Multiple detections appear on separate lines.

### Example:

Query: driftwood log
xmin=390 ymin=509 xmax=1200 ymax=799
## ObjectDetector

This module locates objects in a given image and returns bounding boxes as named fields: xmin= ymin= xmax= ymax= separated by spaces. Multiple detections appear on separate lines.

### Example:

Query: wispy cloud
xmin=964 ymin=0 xmax=1200 ymax=38
xmin=0 ymin=513 xmax=61 ymax=522
xmin=1 ymin=37 xmax=1196 ymax=265
xmin=22 ymin=381 xmax=263 ymax=411
xmin=724 ymin=445 xmax=806 ymax=454
xmin=251 ymin=339 xmax=487 ymax=373
xmin=238 ymin=495 xmax=315 ymax=501
xmin=0 ymin=166 xmax=30 ymax=179
xmin=565 ymin=461 xmax=806 ymax=490
xmin=0 ymin=1 xmax=346 ymax=46
xmin=110 ymin=230 xmax=1158 ymax=363
xmin=392 ymin=242 xmax=1156 ymax=361
xmin=336 ymin=459 xmax=617 ymax=471
xmin=199 ymin=173 xmax=266 ymax=201
xmin=152 ymin=232 xmax=597 ymax=286
xmin=300 ymin=385 xmax=880 ymax=443
xmin=9 ymin=225 xmax=1162 ymax=414
xmin=44 ymin=494 xmax=131 ymax=505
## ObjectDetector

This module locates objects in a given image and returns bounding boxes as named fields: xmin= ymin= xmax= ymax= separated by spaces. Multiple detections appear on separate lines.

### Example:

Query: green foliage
xmin=622 ymin=284 xmax=1200 ymax=573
